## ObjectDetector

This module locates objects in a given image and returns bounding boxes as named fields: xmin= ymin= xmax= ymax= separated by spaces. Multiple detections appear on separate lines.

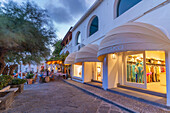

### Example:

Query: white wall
xmin=107 ymin=54 xmax=119 ymax=89
xmin=84 ymin=62 xmax=93 ymax=82
xmin=63 ymin=0 xmax=169 ymax=53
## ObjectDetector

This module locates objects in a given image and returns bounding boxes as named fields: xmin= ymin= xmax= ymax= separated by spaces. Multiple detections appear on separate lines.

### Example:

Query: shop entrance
xmin=125 ymin=51 xmax=166 ymax=93
xmin=92 ymin=62 xmax=103 ymax=82
xmin=146 ymin=51 xmax=166 ymax=93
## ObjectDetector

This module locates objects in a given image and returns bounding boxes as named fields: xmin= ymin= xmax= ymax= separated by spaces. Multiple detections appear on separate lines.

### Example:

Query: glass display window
xmin=74 ymin=64 xmax=82 ymax=78
xmin=96 ymin=62 xmax=102 ymax=81
xmin=146 ymin=51 xmax=166 ymax=84
xmin=126 ymin=53 xmax=144 ymax=84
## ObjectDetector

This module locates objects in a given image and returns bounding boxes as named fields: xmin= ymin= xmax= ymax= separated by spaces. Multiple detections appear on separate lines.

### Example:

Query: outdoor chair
xmin=33 ymin=74 xmax=38 ymax=83
xmin=50 ymin=75 xmax=55 ymax=81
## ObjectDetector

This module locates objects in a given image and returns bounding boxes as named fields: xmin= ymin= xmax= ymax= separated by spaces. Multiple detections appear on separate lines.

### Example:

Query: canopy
xmin=64 ymin=52 xmax=77 ymax=65
xmin=75 ymin=44 xmax=100 ymax=63
xmin=46 ymin=60 xmax=62 ymax=65
xmin=97 ymin=22 xmax=170 ymax=61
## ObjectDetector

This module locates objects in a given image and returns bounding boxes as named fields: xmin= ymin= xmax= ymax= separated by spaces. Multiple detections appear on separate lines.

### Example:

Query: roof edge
xmin=71 ymin=0 xmax=103 ymax=32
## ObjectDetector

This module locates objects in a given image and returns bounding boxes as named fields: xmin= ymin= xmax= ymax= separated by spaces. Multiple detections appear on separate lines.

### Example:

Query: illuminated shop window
xmin=89 ymin=16 xmax=98 ymax=36
xmin=127 ymin=53 xmax=144 ymax=84
xmin=76 ymin=32 xmax=81 ymax=45
xmin=74 ymin=64 xmax=82 ymax=78
xmin=117 ymin=0 xmax=142 ymax=17
xmin=146 ymin=51 xmax=166 ymax=93
xmin=96 ymin=62 xmax=102 ymax=81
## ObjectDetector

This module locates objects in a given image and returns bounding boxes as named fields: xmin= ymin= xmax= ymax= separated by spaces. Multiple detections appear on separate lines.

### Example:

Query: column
xmin=108 ymin=54 xmax=119 ymax=89
xmin=82 ymin=62 xmax=85 ymax=83
xmin=71 ymin=64 xmax=74 ymax=78
xmin=102 ymin=55 xmax=108 ymax=90
xmin=166 ymin=50 xmax=170 ymax=106
xmin=54 ymin=64 xmax=57 ymax=73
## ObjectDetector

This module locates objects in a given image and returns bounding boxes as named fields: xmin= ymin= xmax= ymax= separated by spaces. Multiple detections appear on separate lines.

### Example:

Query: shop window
xmin=89 ymin=16 xmax=98 ymax=36
xmin=96 ymin=62 xmax=102 ymax=81
xmin=117 ymin=0 xmax=142 ymax=17
xmin=74 ymin=64 xmax=82 ymax=78
xmin=146 ymin=51 xmax=166 ymax=93
xmin=127 ymin=53 xmax=144 ymax=84
xmin=76 ymin=32 xmax=81 ymax=45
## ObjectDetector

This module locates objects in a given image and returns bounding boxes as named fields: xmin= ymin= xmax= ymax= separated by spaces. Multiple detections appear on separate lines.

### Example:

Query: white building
xmin=61 ymin=0 xmax=170 ymax=106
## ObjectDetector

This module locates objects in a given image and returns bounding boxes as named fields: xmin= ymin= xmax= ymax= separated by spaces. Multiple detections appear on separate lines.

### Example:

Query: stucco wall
xmin=63 ymin=0 xmax=168 ymax=53
xmin=84 ymin=62 xmax=93 ymax=82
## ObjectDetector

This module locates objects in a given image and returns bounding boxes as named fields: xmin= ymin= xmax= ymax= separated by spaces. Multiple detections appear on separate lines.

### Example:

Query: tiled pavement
xmin=64 ymin=80 xmax=170 ymax=113
xmin=1 ymin=80 xmax=127 ymax=113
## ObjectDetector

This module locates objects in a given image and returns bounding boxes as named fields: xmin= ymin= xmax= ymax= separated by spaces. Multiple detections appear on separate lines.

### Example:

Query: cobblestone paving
xmin=1 ymin=80 xmax=126 ymax=113
xmin=65 ymin=80 xmax=170 ymax=113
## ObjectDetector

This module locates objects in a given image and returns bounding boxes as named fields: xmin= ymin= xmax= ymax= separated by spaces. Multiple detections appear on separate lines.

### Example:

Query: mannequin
xmin=136 ymin=61 xmax=144 ymax=83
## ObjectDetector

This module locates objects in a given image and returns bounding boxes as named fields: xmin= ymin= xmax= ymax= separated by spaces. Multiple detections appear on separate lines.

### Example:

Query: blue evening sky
xmin=2 ymin=0 xmax=96 ymax=40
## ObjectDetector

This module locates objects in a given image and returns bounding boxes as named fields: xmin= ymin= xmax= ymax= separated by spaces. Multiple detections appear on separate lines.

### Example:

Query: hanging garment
xmin=150 ymin=66 xmax=154 ymax=82
xmin=138 ymin=66 xmax=143 ymax=83
xmin=132 ymin=64 xmax=136 ymax=82
xmin=127 ymin=64 xmax=130 ymax=82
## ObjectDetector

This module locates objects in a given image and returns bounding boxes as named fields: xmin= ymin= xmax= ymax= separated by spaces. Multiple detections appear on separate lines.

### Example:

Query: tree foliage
xmin=0 ymin=1 xmax=56 ymax=74
xmin=52 ymin=40 xmax=62 ymax=58
xmin=49 ymin=39 xmax=69 ymax=62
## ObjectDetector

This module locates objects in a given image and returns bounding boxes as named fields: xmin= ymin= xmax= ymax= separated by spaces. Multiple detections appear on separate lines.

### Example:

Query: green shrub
xmin=26 ymin=74 xmax=34 ymax=79
xmin=0 ymin=75 xmax=13 ymax=90
xmin=11 ymin=79 xmax=26 ymax=85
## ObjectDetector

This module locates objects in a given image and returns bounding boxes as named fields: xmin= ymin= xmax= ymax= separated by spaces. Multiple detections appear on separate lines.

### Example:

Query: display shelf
xmin=127 ymin=61 xmax=136 ymax=64
xmin=146 ymin=63 xmax=165 ymax=66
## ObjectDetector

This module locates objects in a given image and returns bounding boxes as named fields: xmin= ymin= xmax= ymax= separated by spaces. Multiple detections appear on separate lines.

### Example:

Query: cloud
xmin=45 ymin=0 xmax=89 ymax=24
xmin=46 ymin=4 xmax=74 ymax=24
xmin=60 ymin=0 xmax=87 ymax=15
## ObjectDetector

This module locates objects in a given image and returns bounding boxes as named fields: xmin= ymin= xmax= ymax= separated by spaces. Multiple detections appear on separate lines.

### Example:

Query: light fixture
xmin=112 ymin=53 xmax=116 ymax=59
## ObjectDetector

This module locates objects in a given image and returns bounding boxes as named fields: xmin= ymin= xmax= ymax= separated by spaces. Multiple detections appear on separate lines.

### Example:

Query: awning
xmin=98 ymin=22 xmax=170 ymax=61
xmin=75 ymin=44 xmax=100 ymax=63
xmin=46 ymin=60 xmax=62 ymax=65
xmin=64 ymin=52 xmax=77 ymax=65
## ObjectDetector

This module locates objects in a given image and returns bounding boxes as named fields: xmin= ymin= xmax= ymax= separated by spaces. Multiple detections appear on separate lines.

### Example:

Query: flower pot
xmin=10 ymin=84 xmax=24 ymax=93
xmin=27 ymin=79 xmax=33 ymax=84
xmin=45 ymin=76 xmax=50 ymax=83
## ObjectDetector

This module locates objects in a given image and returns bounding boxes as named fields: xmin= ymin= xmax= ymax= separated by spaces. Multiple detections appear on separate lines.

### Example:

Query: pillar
xmin=54 ymin=64 xmax=57 ymax=73
xmin=166 ymin=50 xmax=170 ymax=106
xmin=108 ymin=54 xmax=119 ymax=89
xmin=71 ymin=64 xmax=74 ymax=78
xmin=102 ymin=55 xmax=108 ymax=90
xmin=82 ymin=62 xmax=85 ymax=83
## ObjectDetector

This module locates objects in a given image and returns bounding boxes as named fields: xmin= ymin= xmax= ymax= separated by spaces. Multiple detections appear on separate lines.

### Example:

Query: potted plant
xmin=26 ymin=74 xmax=34 ymax=84
xmin=0 ymin=75 xmax=13 ymax=92
xmin=0 ymin=75 xmax=14 ymax=110
xmin=10 ymin=79 xmax=26 ymax=93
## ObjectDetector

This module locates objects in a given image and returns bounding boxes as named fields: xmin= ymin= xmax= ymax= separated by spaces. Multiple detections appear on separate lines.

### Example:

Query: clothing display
xmin=146 ymin=58 xmax=165 ymax=83
xmin=126 ymin=51 xmax=166 ymax=87
xmin=127 ymin=54 xmax=144 ymax=83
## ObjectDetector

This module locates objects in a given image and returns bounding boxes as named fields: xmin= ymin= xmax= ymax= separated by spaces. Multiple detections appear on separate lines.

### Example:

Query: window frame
xmin=75 ymin=31 xmax=81 ymax=45
xmin=87 ymin=15 xmax=99 ymax=37
xmin=115 ymin=0 xmax=142 ymax=18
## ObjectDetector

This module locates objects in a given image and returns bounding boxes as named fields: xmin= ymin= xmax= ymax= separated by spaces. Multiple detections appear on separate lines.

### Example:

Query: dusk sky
xmin=2 ymin=0 xmax=96 ymax=40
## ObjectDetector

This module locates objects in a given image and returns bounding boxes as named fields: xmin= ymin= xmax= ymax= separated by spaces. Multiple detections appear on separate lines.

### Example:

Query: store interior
xmin=146 ymin=51 xmax=166 ymax=93
xmin=95 ymin=62 xmax=102 ymax=82
xmin=126 ymin=51 xmax=166 ymax=94
xmin=74 ymin=64 xmax=82 ymax=78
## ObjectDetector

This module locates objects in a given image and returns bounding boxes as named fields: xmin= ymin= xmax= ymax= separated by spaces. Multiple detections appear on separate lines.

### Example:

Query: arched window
xmin=89 ymin=16 xmax=98 ymax=36
xmin=76 ymin=32 xmax=81 ymax=45
xmin=117 ymin=0 xmax=142 ymax=17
